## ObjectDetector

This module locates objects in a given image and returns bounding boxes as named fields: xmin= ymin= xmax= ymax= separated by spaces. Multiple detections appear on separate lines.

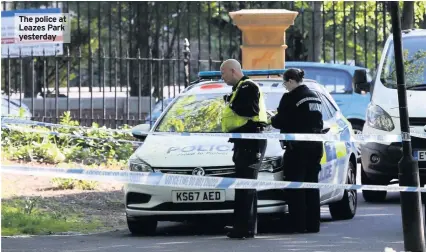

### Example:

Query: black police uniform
xmin=225 ymin=76 xmax=267 ymax=238
xmin=270 ymin=84 xmax=324 ymax=233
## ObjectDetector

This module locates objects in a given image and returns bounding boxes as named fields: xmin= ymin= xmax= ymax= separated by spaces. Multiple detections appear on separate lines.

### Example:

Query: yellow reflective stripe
xmin=320 ymin=143 xmax=327 ymax=165
xmin=330 ymin=124 xmax=339 ymax=134
xmin=221 ymin=78 xmax=267 ymax=132
xmin=335 ymin=142 xmax=347 ymax=158
xmin=320 ymin=153 xmax=327 ymax=165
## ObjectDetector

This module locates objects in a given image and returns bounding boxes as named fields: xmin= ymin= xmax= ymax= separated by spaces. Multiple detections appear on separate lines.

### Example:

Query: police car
xmin=125 ymin=70 xmax=359 ymax=235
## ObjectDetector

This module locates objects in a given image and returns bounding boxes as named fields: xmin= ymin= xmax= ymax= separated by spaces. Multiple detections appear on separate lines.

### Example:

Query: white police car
xmin=125 ymin=70 xmax=359 ymax=235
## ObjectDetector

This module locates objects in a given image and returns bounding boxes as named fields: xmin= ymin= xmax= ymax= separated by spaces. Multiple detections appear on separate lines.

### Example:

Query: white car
xmin=125 ymin=71 xmax=359 ymax=235
xmin=354 ymin=29 xmax=426 ymax=202
xmin=1 ymin=96 xmax=32 ymax=119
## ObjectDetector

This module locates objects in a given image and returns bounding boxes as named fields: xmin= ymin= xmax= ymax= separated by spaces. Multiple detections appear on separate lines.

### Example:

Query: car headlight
xmin=259 ymin=157 xmax=282 ymax=172
xmin=128 ymin=157 xmax=154 ymax=172
xmin=366 ymin=103 xmax=394 ymax=131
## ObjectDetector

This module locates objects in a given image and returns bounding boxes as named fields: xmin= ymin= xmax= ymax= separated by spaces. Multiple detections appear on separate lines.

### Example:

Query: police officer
xmin=220 ymin=59 xmax=268 ymax=239
xmin=270 ymin=68 xmax=324 ymax=233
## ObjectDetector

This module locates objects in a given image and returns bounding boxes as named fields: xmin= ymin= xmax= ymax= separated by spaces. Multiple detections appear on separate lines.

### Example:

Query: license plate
xmin=172 ymin=190 xmax=225 ymax=203
xmin=417 ymin=150 xmax=426 ymax=161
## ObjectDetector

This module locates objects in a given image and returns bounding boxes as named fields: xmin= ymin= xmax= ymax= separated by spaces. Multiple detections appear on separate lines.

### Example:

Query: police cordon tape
xmin=1 ymin=124 xmax=143 ymax=146
xmin=2 ymin=117 xmax=426 ymax=143
xmin=2 ymin=165 xmax=426 ymax=192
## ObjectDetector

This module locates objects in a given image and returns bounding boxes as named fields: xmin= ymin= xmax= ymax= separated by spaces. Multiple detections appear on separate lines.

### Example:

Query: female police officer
xmin=270 ymin=68 xmax=324 ymax=233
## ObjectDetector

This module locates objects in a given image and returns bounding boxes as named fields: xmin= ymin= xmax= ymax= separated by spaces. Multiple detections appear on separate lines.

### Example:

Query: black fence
xmin=1 ymin=1 xmax=425 ymax=127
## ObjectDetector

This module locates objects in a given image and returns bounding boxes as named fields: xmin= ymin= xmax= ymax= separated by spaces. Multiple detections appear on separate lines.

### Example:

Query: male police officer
xmin=220 ymin=59 xmax=268 ymax=239
xmin=270 ymin=68 xmax=324 ymax=233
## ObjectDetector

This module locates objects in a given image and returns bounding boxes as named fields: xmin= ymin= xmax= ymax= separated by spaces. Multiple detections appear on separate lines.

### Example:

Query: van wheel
xmin=329 ymin=162 xmax=357 ymax=220
xmin=361 ymin=167 xmax=387 ymax=202
xmin=127 ymin=217 xmax=157 ymax=236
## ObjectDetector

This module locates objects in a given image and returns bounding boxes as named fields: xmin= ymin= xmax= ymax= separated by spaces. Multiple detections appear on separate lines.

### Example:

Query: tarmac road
xmin=2 ymin=165 xmax=424 ymax=252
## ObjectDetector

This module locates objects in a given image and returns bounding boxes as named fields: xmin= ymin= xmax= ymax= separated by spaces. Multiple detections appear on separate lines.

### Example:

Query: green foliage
xmin=1 ymin=198 xmax=101 ymax=236
xmin=1 ymin=111 xmax=136 ymax=190
xmin=51 ymin=178 xmax=98 ymax=190
xmin=5 ymin=1 xmax=426 ymax=97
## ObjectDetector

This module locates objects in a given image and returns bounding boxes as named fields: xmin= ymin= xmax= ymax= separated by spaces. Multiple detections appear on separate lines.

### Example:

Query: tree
xmin=3 ymin=1 xmax=426 ymax=100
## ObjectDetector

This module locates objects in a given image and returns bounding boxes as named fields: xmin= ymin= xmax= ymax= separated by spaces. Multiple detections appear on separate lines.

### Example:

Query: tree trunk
xmin=307 ymin=1 xmax=323 ymax=62
xmin=23 ymin=59 xmax=33 ymax=98
xmin=421 ymin=14 xmax=426 ymax=29
xmin=129 ymin=2 xmax=150 ymax=97
xmin=401 ymin=1 xmax=414 ymax=30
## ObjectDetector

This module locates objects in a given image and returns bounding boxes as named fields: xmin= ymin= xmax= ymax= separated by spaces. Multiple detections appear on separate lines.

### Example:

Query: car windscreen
xmin=380 ymin=35 xmax=426 ymax=89
xmin=154 ymin=92 xmax=283 ymax=133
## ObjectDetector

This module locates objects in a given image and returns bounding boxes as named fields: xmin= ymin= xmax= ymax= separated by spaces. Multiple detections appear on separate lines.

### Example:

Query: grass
xmin=1 ymin=199 xmax=102 ymax=236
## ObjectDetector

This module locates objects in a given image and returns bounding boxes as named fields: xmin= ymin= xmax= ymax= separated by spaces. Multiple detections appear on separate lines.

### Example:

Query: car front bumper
xmin=361 ymin=137 xmax=426 ymax=182
xmin=124 ymin=172 xmax=288 ymax=220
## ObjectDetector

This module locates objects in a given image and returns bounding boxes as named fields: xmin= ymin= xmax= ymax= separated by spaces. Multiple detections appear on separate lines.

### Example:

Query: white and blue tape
xmin=2 ymin=165 xmax=426 ymax=193
xmin=143 ymin=131 xmax=411 ymax=143
xmin=2 ymin=118 xmax=426 ymax=143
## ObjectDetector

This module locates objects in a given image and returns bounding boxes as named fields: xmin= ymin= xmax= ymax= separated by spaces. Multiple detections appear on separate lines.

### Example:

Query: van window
xmin=290 ymin=67 xmax=353 ymax=94
xmin=380 ymin=35 xmax=426 ymax=89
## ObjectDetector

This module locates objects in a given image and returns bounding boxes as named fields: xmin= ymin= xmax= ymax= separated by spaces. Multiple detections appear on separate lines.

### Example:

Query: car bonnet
xmin=134 ymin=134 xmax=283 ymax=167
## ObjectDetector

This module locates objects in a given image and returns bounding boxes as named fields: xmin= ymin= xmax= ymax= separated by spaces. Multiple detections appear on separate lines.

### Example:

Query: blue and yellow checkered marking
xmin=319 ymin=120 xmax=351 ymax=181
xmin=320 ymin=120 xmax=350 ymax=165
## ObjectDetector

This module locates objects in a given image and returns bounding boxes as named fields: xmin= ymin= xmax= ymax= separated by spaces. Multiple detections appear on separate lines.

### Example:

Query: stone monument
xmin=229 ymin=9 xmax=299 ymax=70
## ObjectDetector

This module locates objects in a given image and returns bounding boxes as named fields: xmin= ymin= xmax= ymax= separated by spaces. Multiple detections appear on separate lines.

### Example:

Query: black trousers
xmin=230 ymin=138 xmax=267 ymax=234
xmin=283 ymin=142 xmax=323 ymax=232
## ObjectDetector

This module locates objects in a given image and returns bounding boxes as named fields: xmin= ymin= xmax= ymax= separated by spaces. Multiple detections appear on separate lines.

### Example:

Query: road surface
xmin=2 ymin=165 xmax=422 ymax=252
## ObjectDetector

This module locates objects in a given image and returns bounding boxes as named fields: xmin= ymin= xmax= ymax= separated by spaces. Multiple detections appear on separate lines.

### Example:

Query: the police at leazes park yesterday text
xmin=270 ymin=68 xmax=325 ymax=234
xmin=220 ymin=59 xmax=268 ymax=239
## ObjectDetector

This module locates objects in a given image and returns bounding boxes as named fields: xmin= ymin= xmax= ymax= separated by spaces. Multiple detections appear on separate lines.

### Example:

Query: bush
xmin=1 ymin=111 xmax=139 ymax=190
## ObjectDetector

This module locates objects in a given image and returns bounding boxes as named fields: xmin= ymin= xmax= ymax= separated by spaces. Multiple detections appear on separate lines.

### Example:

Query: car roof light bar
xmin=198 ymin=69 xmax=286 ymax=79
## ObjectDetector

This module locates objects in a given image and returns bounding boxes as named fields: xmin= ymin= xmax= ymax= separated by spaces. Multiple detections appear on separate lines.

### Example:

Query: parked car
xmin=285 ymin=61 xmax=373 ymax=159
xmin=1 ymin=96 xmax=32 ymax=119
xmin=124 ymin=70 xmax=359 ymax=235
xmin=354 ymin=29 xmax=426 ymax=202
xmin=144 ymin=98 xmax=174 ymax=125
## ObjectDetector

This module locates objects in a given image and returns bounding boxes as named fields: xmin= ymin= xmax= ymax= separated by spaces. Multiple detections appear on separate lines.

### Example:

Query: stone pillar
xmin=229 ymin=9 xmax=298 ymax=70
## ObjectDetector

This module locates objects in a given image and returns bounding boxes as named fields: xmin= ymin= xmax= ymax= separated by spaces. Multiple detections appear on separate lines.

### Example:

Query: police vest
xmin=221 ymin=79 xmax=267 ymax=132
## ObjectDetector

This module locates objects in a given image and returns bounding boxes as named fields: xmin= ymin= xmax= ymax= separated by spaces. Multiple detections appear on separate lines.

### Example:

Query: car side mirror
xmin=131 ymin=124 xmax=151 ymax=141
xmin=353 ymin=69 xmax=370 ymax=94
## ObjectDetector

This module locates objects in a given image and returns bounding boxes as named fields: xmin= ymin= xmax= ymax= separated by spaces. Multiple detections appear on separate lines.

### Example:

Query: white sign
xmin=172 ymin=190 xmax=225 ymax=203
xmin=1 ymin=8 xmax=70 ymax=58
xmin=418 ymin=151 xmax=426 ymax=161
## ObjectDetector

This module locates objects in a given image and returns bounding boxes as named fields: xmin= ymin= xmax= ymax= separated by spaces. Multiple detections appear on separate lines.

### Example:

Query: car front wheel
xmin=127 ymin=216 xmax=158 ymax=236
xmin=328 ymin=161 xmax=357 ymax=220
xmin=361 ymin=166 xmax=387 ymax=202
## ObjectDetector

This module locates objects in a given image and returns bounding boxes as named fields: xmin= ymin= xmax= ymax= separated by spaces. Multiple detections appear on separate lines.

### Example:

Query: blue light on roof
xmin=198 ymin=69 xmax=286 ymax=78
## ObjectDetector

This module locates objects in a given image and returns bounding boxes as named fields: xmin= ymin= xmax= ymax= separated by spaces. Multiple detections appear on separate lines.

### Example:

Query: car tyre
xmin=329 ymin=161 xmax=357 ymax=220
xmin=361 ymin=165 xmax=387 ymax=202
xmin=127 ymin=217 xmax=158 ymax=236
